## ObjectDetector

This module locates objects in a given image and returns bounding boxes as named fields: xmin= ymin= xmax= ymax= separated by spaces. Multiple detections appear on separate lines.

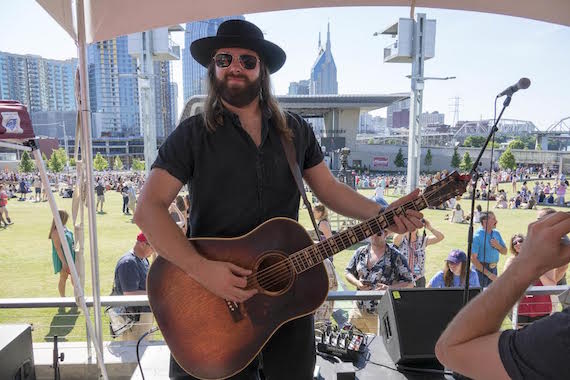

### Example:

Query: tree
xmin=498 ymin=147 xmax=517 ymax=170
xmin=460 ymin=151 xmax=473 ymax=171
xmin=132 ymin=158 xmax=145 ymax=171
xmin=69 ymin=157 xmax=76 ymax=167
xmin=93 ymin=152 xmax=109 ymax=171
xmin=394 ymin=148 xmax=405 ymax=168
xmin=424 ymin=148 xmax=433 ymax=172
xmin=463 ymin=136 xmax=486 ymax=147
xmin=48 ymin=149 xmax=65 ymax=173
xmin=451 ymin=147 xmax=461 ymax=169
xmin=19 ymin=151 xmax=35 ymax=173
xmin=508 ymin=139 xmax=525 ymax=150
xmin=113 ymin=156 xmax=124 ymax=170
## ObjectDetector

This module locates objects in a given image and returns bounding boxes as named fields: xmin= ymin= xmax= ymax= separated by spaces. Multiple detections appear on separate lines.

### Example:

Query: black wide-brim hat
xmin=190 ymin=19 xmax=286 ymax=74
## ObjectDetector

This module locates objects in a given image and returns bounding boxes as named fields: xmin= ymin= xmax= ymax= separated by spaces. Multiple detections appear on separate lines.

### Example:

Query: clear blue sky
xmin=1 ymin=1 xmax=569 ymax=129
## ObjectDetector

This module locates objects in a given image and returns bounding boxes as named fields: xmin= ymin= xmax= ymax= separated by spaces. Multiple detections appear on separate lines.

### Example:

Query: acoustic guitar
xmin=147 ymin=171 xmax=470 ymax=379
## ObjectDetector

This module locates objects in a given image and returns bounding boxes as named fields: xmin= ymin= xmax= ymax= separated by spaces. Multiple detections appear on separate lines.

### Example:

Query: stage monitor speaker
xmin=0 ymin=324 xmax=36 ymax=380
xmin=378 ymin=288 xmax=481 ymax=368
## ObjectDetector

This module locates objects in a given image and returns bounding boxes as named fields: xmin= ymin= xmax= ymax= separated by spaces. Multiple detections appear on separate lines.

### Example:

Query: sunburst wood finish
xmin=147 ymin=171 xmax=470 ymax=380
xmin=148 ymin=218 xmax=329 ymax=380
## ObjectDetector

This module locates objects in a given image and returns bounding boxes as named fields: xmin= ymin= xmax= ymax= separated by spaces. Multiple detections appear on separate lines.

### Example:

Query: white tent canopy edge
xmin=38 ymin=0 xmax=570 ymax=44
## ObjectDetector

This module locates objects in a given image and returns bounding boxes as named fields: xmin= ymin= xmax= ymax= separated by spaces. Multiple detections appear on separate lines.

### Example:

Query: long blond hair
xmin=49 ymin=210 xmax=69 ymax=239
xmin=203 ymin=62 xmax=293 ymax=140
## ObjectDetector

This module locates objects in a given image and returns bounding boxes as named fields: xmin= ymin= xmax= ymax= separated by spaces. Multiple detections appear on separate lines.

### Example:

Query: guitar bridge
xmin=225 ymin=299 xmax=244 ymax=322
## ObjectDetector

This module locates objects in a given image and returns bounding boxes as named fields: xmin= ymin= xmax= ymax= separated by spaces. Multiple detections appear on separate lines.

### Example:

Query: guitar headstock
xmin=422 ymin=171 xmax=471 ymax=208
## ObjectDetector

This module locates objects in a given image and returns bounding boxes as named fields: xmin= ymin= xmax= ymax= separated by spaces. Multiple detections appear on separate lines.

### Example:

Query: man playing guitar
xmin=134 ymin=19 xmax=423 ymax=380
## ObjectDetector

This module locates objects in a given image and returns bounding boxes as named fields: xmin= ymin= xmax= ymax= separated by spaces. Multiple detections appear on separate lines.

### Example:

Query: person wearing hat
xmin=134 ymin=19 xmax=424 ymax=379
xmin=427 ymin=249 xmax=480 ymax=288
xmin=111 ymin=232 xmax=155 ymax=341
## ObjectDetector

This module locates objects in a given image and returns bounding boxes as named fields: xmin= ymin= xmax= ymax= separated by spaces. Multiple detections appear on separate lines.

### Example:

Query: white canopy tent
xmin=33 ymin=0 xmax=570 ymax=376
xmin=37 ymin=0 xmax=570 ymax=44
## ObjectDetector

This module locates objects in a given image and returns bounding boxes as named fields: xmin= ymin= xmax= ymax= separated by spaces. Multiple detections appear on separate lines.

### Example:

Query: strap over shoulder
xmin=279 ymin=132 xmax=322 ymax=242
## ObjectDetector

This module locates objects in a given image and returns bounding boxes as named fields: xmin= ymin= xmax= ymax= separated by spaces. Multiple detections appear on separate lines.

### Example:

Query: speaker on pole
xmin=378 ymin=288 xmax=481 ymax=369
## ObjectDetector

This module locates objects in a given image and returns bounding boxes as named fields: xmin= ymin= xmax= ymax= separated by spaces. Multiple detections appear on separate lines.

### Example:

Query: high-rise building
xmin=310 ymin=23 xmax=338 ymax=95
xmin=88 ymin=36 xmax=140 ymax=137
xmin=288 ymin=80 xmax=310 ymax=95
xmin=387 ymin=98 xmax=410 ymax=129
xmin=153 ymin=61 xmax=175 ymax=138
xmin=182 ymin=16 xmax=245 ymax=103
xmin=170 ymin=82 xmax=178 ymax=125
xmin=0 ymin=51 xmax=77 ymax=112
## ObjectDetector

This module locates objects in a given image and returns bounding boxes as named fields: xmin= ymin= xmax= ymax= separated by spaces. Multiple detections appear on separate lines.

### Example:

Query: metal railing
xmin=1 ymin=286 xmax=567 ymax=341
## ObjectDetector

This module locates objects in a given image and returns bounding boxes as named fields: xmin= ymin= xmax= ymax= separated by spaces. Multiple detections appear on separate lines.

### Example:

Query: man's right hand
xmin=194 ymin=260 xmax=258 ymax=303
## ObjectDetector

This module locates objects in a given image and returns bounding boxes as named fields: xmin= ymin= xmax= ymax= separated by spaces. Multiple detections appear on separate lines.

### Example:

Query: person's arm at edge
xmin=303 ymin=162 xmax=423 ymax=233
xmin=435 ymin=212 xmax=570 ymax=380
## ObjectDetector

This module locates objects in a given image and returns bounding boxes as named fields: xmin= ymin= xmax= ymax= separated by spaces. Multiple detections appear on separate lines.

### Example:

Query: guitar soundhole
xmin=255 ymin=253 xmax=295 ymax=295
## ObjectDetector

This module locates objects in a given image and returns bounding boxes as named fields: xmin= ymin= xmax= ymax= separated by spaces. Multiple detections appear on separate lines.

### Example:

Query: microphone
xmin=497 ymin=78 xmax=531 ymax=97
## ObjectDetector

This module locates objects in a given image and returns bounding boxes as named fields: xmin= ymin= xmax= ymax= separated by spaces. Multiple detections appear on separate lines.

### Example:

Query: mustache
xmin=224 ymin=73 xmax=249 ymax=81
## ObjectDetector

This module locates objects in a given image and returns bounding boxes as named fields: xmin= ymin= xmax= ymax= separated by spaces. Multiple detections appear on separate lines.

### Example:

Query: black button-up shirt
xmin=152 ymin=109 xmax=324 ymax=238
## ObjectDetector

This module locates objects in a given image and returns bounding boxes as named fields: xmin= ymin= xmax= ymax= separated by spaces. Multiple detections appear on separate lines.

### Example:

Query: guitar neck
xmin=290 ymin=195 xmax=429 ymax=274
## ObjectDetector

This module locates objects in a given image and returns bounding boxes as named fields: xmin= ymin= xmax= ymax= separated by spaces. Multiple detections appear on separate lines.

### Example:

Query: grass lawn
xmin=1 ymin=178 xmax=567 ymax=341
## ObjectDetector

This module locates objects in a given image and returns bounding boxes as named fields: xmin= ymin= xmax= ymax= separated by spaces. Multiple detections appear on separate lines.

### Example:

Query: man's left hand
xmin=385 ymin=189 xmax=424 ymax=234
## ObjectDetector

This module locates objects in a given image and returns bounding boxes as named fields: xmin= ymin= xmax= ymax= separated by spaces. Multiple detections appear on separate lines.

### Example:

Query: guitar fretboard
xmin=289 ymin=195 xmax=429 ymax=274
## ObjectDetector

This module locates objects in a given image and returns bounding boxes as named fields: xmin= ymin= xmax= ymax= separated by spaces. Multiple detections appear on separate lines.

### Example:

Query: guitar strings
xmin=247 ymin=182 xmax=453 ymax=289
xmin=248 ymin=188 xmax=452 ymax=291
xmin=245 ymin=179 xmax=459 ymax=290
xmin=247 ymin=194 xmax=437 ymax=289
xmin=246 ymin=198 xmax=425 ymax=289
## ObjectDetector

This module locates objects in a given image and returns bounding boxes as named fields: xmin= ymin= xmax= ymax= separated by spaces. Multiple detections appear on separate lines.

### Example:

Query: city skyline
xmin=1 ymin=2 xmax=569 ymax=130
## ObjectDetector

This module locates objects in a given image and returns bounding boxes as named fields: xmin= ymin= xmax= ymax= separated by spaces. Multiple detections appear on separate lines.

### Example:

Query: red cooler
xmin=0 ymin=100 xmax=35 ymax=141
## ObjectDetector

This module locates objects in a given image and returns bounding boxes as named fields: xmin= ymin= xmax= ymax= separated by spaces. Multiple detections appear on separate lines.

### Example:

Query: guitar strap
xmin=279 ymin=132 xmax=323 ymax=242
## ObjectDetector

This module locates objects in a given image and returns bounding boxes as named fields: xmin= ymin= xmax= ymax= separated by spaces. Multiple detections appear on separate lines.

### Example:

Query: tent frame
xmin=0 ymin=139 xmax=109 ymax=379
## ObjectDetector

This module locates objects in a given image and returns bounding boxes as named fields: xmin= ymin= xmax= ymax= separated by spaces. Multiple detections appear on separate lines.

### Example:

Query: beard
xmin=215 ymin=73 xmax=262 ymax=108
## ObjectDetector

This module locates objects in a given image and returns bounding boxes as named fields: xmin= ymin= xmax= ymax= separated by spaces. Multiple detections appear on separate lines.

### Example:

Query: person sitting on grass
xmin=450 ymin=204 xmax=466 ymax=223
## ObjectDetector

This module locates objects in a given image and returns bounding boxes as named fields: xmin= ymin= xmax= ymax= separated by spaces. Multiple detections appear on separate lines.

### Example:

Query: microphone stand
xmin=463 ymin=95 xmax=512 ymax=305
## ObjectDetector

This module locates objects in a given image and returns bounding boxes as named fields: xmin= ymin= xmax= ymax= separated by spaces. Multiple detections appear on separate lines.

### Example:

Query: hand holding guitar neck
xmin=384 ymin=188 xmax=424 ymax=234
xmin=196 ymin=259 xmax=257 ymax=302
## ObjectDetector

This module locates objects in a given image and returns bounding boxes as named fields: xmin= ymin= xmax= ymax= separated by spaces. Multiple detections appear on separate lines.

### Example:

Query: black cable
xmin=361 ymin=360 xmax=399 ymax=372
xmin=136 ymin=326 xmax=159 ymax=380
xmin=397 ymin=364 xmax=454 ymax=375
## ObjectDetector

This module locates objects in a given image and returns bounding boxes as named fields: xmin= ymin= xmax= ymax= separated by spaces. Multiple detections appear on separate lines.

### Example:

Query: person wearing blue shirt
xmin=428 ymin=249 xmax=480 ymax=288
xmin=471 ymin=212 xmax=507 ymax=287
xmin=112 ymin=232 xmax=155 ymax=341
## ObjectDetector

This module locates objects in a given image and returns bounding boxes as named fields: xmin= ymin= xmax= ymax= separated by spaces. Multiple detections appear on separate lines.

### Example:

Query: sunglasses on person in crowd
xmin=213 ymin=53 xmax=259 ymax=70
xmin=513 ymin=238 xmax=524 ymax=245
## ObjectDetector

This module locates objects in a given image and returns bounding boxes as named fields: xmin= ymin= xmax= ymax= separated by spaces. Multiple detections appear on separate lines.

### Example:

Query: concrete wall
xmin=348 ymin=144 xmax=569 ymax=173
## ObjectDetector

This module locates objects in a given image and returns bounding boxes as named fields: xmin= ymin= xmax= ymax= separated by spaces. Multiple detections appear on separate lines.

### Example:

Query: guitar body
xmin=147 ymin=217 xmax=329 ymax=380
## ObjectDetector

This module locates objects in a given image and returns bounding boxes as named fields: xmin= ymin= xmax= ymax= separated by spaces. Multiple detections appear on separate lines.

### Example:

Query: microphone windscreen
xmin=519 ymin=78 xmax=531 ymax=89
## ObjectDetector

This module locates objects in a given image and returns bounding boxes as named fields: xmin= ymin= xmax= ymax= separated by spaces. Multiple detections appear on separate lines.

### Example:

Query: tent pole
xmin=29 ymin=144 xmax=108 ymax=380
xmin=74 ymin=0 xmax=105 ymax=371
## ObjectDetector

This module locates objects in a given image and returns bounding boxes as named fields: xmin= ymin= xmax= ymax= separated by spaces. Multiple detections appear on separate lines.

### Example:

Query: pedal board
xmin=316 ymin=322 xmax=367 ymax=362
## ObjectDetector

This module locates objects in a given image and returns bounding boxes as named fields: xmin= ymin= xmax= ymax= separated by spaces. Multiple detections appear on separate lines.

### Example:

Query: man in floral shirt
xmin=345 ymin=231 xmax=413 ymax=334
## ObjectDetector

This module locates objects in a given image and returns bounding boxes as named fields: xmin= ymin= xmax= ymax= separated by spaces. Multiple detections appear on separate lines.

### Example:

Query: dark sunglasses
xmin=213 ymin=53 xmax=259 ymax=70
xmin=513 ymin=238 xmax=524 ymax=245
